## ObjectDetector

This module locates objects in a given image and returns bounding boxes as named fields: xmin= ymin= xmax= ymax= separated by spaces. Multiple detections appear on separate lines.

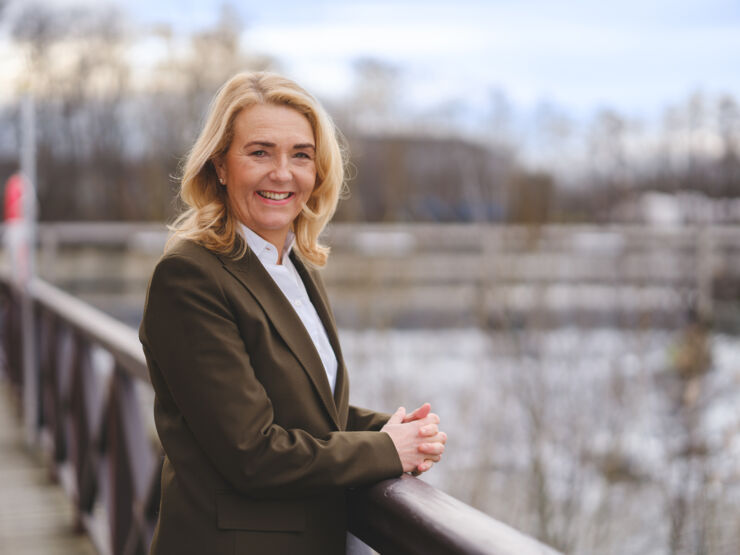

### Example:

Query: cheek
xmin=301 ymin=168 xmax=318 ymax=194
xmin=226 ymin=187 xmax=249 ymax=212
xmin=300 ymin=183 xmax=316 ymax=200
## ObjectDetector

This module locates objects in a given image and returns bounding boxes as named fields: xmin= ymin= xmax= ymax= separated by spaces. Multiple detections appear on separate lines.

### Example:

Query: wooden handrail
xmin=0 ymin=273 xmax=561 ymax=555
xmin=348 ymin=475 xmax=559 ymax=555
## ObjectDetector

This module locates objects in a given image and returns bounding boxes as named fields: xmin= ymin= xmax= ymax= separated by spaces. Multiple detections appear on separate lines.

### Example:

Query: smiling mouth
xmin=257 ymin=191 xmax=294 ymax=201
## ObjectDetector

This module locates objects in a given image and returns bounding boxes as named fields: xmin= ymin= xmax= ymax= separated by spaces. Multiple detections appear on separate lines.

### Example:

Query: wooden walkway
xmin=0 ymin=381 xmax=97 ymax=555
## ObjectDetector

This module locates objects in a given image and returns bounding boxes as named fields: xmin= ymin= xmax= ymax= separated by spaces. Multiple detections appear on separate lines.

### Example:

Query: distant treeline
xmin=1 ymin=2 xmax=739 ymax=224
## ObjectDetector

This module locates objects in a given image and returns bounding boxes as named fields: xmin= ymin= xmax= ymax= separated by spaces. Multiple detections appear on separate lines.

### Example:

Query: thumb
xmin=387 ymin=406 xmax=406 ymax=425
xmin=404 ymin=402 xmax=431 ymax=422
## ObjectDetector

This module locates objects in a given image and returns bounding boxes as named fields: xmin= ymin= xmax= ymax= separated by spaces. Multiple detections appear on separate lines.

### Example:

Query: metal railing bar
xmin=29 ymin=279 xmax=148 ymax=382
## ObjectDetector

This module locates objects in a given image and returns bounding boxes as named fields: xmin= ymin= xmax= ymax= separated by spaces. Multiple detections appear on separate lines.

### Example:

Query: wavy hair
xmin=168 ymin=71 xmax=345 ymax=267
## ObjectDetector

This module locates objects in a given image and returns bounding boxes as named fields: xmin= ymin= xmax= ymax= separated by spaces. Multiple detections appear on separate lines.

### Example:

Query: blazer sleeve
xmin=140 ymin=253 xmax=402 ymax=498
xmin=348 ymin=406 xmax=392 ymax=432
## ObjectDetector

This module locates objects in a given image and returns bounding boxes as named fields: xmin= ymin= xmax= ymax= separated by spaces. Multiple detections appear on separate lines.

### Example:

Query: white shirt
xmin=240 ymin=225 xmax=338 ymax=393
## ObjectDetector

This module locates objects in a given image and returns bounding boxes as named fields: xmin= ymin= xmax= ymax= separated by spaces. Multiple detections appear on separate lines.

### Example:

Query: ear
xmin=212 ymin=157 xmax=226 ymax=183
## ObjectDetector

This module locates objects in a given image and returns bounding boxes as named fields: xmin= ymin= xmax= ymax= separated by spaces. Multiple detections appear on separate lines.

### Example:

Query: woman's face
xmin=216 ymin=103 xmax=317 ymax=251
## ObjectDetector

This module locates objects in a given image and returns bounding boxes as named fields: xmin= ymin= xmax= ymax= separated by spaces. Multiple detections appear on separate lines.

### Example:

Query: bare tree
xmin=11 ymin=2 xmax=132 ymax=219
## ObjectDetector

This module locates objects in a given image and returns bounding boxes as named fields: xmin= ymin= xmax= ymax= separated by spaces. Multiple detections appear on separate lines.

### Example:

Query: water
xmin=340 ymin=327 xmax=740 ymax=555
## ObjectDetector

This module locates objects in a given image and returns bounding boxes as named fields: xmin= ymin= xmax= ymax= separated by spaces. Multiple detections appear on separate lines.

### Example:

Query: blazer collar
xmin=290 ymin=252 xmax=349 ymax=429
xmin=216 ymin=244 xmax=345 ymax=430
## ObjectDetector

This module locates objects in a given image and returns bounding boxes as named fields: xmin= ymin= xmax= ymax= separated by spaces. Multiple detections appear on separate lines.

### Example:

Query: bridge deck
xmin=0 ymin=381 xmax=96 ymax=555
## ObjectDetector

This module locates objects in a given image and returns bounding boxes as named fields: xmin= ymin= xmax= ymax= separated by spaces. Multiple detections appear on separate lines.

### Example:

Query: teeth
xmin=258 ymin=191 xmax=292 ymax=200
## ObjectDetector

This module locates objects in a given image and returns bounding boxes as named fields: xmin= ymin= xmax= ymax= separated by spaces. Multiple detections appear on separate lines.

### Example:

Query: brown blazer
xmin=139 ymin=238 xmax=402 ymax=555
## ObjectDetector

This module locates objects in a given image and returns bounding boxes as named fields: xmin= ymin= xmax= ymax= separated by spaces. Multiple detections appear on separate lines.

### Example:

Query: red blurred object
xmin=4 ymin=173 xmax=25 ymax=221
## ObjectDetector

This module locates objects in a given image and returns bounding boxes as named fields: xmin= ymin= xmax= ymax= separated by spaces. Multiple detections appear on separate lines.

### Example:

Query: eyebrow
xmin=244 ymin=141 xmax=315 ymax=150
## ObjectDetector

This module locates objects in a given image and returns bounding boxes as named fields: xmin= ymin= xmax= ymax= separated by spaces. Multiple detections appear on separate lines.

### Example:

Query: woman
xmin=139 ymin=71 xmax=446 ymax=555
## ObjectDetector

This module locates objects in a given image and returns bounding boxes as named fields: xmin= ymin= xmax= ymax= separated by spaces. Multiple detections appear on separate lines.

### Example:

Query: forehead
xmin=232 ymin=103 xmax=314 ymax=142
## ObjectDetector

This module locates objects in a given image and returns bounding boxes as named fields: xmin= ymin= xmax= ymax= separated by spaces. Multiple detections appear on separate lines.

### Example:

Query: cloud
xmin=11 ymin=0 xmax=740 ymax=116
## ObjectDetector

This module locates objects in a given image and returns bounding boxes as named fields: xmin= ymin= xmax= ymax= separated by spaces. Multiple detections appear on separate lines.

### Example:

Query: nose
xmin=270 ymin=155 xmax=292 ymax=182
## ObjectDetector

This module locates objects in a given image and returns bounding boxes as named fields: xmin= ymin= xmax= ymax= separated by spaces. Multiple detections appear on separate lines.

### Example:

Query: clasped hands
xmin=381 ymin=403 xmax=446 ymax=476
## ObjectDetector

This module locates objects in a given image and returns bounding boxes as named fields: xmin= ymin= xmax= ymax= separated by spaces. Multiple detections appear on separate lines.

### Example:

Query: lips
xmin=257 ymin=191 xmax=294 ymax=201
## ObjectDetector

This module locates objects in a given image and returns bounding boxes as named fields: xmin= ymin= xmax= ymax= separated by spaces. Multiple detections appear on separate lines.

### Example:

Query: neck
xmin=267 ymin=232 xmax=288 ymax=264
xmin=244 ymin=227 xmax=290 ymax=264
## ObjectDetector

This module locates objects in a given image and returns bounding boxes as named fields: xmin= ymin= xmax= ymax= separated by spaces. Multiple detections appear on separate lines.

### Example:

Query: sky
xmin=4 ymin=0 xmax=740 ymax=121
xmin=119 ymin=0 xmax=740 ymax=118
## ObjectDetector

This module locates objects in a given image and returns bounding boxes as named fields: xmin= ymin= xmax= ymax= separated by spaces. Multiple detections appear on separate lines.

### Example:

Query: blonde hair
xmin=168 ymin=71 xmax=345 ymax=267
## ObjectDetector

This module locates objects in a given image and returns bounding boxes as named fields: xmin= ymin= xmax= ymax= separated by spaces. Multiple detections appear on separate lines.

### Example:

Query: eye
xmin=294 ymin=152 xmax=312 ymax=159
xmin=250 ymin=150 xmax=267 ymax=157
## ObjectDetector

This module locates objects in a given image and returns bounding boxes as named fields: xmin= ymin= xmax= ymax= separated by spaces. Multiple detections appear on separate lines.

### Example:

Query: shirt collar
xmin=240 ymin=224 xmax=295 ymax=265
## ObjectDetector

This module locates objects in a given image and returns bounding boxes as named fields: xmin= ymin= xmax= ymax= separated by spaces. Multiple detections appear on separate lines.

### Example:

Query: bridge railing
xmin=1 ymin=276 xmax=160 ymax=555
xmin=0 ymin=273 xmax=561 ymax=555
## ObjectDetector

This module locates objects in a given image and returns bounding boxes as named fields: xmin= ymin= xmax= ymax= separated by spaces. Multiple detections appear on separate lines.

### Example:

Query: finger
xmin=416 ymin=443 xmax=445 ymax=459
xmin=402 ymin=402 xmax=431 ymax=423
xmin=419 ymin=413 xmax=440 ymax=426
xmin=418 ymin=442 xmax=445 ymax=455
xmin=424 ymin=431 xmax=447 ymax=444
xmin=402 ymin=405 xmax=421 ymax=423
xmin=387 ymin=406 xmax=406 ymax=425
xmin=418 ymin=424 xmax=439 ymax=437
xmin=417 ymin=460 xmax=433 ymax=473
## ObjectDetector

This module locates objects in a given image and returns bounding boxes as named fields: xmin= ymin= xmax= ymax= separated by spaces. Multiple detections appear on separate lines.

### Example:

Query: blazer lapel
xmin=291 ymin=253 xmax=349 ymax=430
xmin=217 ymin=248 xmax=342 ymax=430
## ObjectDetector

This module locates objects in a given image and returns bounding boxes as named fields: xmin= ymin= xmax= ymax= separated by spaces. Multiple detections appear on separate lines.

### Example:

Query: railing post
xmin=108 ymin=367 xmax=155 ymax=555
xmin=21 ymin=286 xmax=39 ymax=445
